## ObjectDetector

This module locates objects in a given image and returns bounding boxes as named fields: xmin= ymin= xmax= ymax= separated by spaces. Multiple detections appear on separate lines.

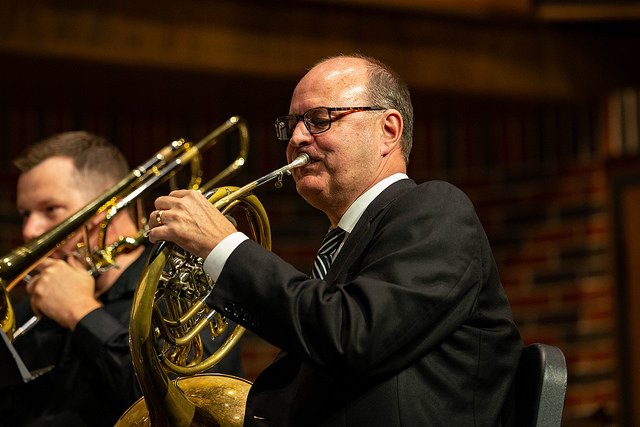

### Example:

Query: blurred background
xmin=1 ymin=0 xmax=639 ymax=425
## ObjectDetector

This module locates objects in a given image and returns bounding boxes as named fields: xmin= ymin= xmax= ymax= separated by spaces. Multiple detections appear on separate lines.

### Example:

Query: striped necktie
xmin=311 ymin=227 xmax=346 ymax=279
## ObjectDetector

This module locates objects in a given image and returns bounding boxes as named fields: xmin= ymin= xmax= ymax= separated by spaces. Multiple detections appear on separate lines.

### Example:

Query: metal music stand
xmin=0 ymin=329 xmax=39 ymax=388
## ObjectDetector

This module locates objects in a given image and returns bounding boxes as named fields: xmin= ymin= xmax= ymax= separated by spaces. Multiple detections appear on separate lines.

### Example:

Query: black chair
xmin=512 ymin=343 xmax=568 ymax=427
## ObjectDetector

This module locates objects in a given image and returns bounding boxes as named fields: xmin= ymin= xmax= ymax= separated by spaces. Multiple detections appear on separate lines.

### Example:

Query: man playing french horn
xmin=148 ymin=54 xmax=523 ymax=426
xmin=1 ymin=132 xmax=242 ymax=426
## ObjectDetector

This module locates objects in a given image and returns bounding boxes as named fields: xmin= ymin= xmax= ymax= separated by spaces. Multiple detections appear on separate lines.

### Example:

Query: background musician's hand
xmin=148 ymin=189 xmax=238 ymax=259
xmin=26 ymin=255 xmax=102 ymax=330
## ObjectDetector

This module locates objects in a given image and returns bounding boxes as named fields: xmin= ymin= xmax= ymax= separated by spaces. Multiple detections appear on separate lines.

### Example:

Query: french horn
xmin=117 ymin=153 xmax=310 ymax=426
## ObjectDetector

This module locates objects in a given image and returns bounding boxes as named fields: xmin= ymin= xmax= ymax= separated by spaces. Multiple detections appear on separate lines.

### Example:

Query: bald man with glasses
xmin=149 ymin=54 xmax=522 ymax=426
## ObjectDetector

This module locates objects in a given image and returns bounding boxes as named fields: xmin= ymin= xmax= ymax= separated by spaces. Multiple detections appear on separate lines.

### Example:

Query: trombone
xmin=0 ymin=116 xmax=249 ymax=341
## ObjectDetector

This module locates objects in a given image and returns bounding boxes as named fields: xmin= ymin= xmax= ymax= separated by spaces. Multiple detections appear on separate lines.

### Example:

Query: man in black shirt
xmin=1 ymin=131 xmax=242 ymax=426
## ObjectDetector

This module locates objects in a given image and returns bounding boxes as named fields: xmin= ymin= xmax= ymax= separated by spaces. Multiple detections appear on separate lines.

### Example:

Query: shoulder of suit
xmin=397 ymin=179 xmax=475 ymax=210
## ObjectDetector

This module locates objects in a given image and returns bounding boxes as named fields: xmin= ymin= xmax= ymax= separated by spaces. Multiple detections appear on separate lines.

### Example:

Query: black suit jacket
xmin=210 ymin=179 xmax=522 ymax=426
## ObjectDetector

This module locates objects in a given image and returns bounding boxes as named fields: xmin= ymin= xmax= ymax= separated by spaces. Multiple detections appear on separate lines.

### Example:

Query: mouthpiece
xmin=291 ymin=153 xmax=310 ymax=168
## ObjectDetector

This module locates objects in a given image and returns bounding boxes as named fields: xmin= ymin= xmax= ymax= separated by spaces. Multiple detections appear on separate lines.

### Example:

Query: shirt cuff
xmin=203 ymin=232 xmax=249 ymax=282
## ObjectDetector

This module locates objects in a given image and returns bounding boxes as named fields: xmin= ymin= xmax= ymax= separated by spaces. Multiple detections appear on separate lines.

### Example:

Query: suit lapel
xmin=323 ymin=178 xmax=416 ymax=283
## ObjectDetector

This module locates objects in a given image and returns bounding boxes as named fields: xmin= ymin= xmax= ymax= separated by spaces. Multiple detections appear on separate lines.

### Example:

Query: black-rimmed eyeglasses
xmin=273 ymin=106 xmax=386 ymax=142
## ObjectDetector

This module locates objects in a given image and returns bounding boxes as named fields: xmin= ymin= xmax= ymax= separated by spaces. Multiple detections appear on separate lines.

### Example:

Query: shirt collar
xmin=100 ymin=245 xmax=152 ymax=302
xmin=337 ymin=173 xmax=408 ymax=234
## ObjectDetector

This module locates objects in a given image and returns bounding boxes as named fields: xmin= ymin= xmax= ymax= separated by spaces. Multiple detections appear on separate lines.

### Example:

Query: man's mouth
xmin=298 ymin=152 xmax=318 ymax=164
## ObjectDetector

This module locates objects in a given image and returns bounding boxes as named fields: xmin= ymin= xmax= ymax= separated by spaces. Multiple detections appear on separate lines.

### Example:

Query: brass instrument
xmin=0 ymin=116 xmax=249 ymax=341
xmin=117 ymin=153 xmax=310 ymax=427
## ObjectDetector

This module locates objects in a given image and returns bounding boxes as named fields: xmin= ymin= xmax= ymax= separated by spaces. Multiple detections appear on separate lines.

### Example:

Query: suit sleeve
xmin=72 ymin=301 xmax=141 ymax=409
xmin=209 ymin=181 xmax=508 ymax=379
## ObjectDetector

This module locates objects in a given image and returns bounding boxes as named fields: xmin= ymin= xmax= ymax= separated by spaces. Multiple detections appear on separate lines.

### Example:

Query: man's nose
xmin=289 ymin=121 xmax=312 ymax=147
xmin=22 ymin=215 xmax=48 ymax=242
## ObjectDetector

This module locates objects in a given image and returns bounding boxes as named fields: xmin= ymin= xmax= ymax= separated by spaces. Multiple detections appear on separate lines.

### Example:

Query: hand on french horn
xmin=149 ymin=189 xmax=238 ymax=259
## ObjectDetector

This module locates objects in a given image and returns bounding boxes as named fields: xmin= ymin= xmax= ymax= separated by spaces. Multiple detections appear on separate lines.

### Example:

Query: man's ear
xmin=380 ymin=109 xmax=403 ymax=156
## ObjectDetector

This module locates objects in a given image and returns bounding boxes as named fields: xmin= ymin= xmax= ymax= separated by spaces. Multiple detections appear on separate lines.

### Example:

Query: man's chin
xmin=296 ymin=179 xmax=327 ymax=205
xmin=295 ymin=176 xmax=320 ymax=194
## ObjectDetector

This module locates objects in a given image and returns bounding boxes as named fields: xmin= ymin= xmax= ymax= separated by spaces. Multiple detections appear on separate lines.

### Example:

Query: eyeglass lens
xmin=275 ymin=108 xmax=332 ymax=142
xmin=274 ymin=107 xmax=384 ymax=141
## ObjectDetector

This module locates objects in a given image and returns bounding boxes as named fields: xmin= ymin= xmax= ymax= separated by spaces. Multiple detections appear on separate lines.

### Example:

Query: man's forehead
xmin=311 ymin=59 xmax=366 ymax=85
xmin=323 ymin=64 xmax=360 ymax=81
xmin=293 ymin=62 xmax=368 ymax=107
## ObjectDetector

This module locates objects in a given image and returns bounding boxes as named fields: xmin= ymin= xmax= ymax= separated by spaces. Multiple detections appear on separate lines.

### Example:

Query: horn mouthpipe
xmin=212 ymin=154 xmax=310 ymax=208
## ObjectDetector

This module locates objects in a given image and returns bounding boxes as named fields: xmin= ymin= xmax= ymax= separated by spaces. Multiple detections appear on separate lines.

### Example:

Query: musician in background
xmin=1 ymin=131 xmax=242 ymax=427
xmin=149 ymin=54 xmax=522 ymax=425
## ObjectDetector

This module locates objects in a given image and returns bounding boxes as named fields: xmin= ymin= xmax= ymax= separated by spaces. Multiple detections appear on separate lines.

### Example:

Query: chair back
xmin=512 ymin=343 xmax=568 ymax=427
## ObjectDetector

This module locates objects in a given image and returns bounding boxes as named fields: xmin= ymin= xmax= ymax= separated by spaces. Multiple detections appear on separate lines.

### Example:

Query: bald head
xmin=301 ymin=55 xmax=414 ymax=164
xmin=295 ymin=57 xmax=371 ymax=107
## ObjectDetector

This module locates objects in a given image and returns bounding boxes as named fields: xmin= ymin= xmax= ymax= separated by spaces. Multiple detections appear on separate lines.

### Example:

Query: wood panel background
xmin=1 ymin=1 xmax=640 ymax=424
